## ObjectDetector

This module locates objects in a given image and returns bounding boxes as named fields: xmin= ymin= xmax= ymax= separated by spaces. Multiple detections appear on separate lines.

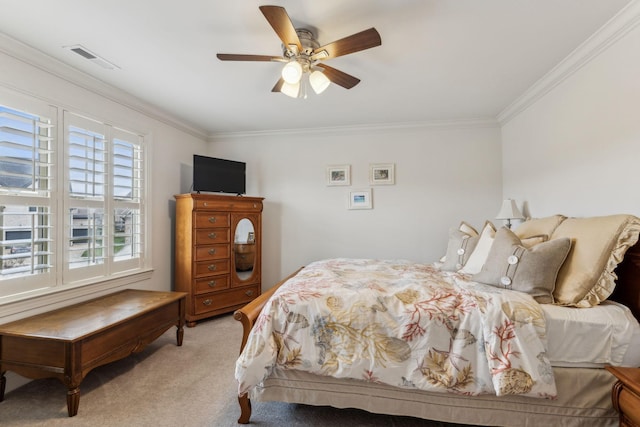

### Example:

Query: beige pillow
xmin=521 ymin=234 xmax=548 ymax=248
xmin=439 ymin=221 xmax=479 ymax=264
xmin=441 ymin=228 xmax=480 ymax=271
xmin=514 ymin=215 xmax=567 ymax=239
xmin=473 ymin=227 xmax=571 ymax=304
xmin=551 ymin=215 xmax=640 ymax=307
xmin=459 ymin=221 xmax=478 ymax=237
xmin=459 ymin=221 xmax=496 ymax=275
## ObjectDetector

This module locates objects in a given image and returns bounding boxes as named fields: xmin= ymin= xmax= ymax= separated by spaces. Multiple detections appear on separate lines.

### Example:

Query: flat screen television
xmin=192 ymin=155 xmax=246 ymax=195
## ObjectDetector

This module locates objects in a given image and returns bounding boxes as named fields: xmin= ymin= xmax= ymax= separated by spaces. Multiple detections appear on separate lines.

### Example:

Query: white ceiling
xmin=0 ymin=0 xmax=633 ymax=137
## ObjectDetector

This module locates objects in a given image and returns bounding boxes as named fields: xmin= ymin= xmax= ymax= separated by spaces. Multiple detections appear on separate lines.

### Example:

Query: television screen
xmin=193 ymin=155 xmax=246 ymax=195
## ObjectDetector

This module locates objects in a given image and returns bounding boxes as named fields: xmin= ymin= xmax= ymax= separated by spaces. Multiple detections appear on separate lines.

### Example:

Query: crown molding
xmin=0 ymin=32 xmax=208 ymax=140
xmin=209 ymin=117 xmax=499 ymax=141
xmin=498 ymin=0 xmax=640 ymax=125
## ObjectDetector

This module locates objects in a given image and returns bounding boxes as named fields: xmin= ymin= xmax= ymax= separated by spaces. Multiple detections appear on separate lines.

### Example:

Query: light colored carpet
xmin=0 ymin=314 xmax=469 ymax=426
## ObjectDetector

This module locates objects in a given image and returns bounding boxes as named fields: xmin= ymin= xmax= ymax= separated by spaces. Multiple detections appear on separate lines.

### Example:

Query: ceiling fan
xmin=217 ymin=5 xmax=382 ymax=98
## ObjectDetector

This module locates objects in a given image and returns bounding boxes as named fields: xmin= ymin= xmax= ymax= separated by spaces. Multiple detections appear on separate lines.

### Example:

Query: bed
xmin=233 ymin=214 xmax=640 ymax=426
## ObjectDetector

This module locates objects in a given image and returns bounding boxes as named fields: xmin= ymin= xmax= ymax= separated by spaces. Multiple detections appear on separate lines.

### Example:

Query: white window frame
xmin=0 ymin=88 xmax=150 ymax=306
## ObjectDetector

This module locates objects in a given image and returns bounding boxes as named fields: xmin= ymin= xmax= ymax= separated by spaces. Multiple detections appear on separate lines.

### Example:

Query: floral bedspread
xmin=236 ymin=258 xmax=556 ymax=398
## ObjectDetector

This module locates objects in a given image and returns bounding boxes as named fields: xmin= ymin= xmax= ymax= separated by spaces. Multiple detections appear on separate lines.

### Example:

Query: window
xmin=64 ymin=113 xmax=145 ymax=282
xmin=0 ymin=102 xmax=54 ymax=297
xmin=0 ymin=95 xmax=147 ymax=303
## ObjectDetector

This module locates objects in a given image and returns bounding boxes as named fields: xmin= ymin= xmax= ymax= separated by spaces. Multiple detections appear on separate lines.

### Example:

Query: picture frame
xmin=326 ymin=164 xmax=351 ymax=186
xmin=369 ymin=163 xmax=395 ymax=185
xmin=348 ymin=189 xmax=373 ymax=210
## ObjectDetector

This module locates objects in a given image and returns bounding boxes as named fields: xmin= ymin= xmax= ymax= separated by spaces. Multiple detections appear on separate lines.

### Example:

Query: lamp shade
xmin=281 ymin=61 xmax=303 ymax=84
xmin=496 ymin=199 xmax=525 ymax=220
xmin=309 ymin=70 xmax=330 ymax=94
xmin=280 ymin=81 xmax=300 ymax=98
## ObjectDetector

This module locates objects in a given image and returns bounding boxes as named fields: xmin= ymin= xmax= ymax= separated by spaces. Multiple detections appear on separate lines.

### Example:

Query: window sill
xmin=0 ymin=269 xmax=154 ymax=323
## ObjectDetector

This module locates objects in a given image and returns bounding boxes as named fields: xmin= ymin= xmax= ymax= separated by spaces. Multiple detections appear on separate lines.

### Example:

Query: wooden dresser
xmin=607 ymin=366 xmax=640 ymax=427
xmin=174 ymin=193 xmax=263 ymax=327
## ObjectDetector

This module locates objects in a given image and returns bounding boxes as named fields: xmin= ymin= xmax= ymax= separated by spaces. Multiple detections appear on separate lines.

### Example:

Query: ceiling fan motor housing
xmin=283 ymin=29 xmax=320 ymax=71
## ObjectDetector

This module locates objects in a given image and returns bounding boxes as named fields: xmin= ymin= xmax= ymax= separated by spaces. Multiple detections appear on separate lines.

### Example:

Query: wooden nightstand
xmin=607 ymin=366 xmax=640 ymax=427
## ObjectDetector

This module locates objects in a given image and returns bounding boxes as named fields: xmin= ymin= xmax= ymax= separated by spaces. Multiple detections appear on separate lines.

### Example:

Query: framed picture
xmin=369 ymin=163 xmax=395 ymax=185
xmin=326 ymin=164 xmax=351 ymax=186
xmin=348 ymin=189 xmax=372 ymax=210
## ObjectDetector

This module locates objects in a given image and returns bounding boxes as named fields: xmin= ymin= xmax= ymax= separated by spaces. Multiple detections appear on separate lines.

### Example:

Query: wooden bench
xmin=0 ymin=289 xmax=186 ymax=417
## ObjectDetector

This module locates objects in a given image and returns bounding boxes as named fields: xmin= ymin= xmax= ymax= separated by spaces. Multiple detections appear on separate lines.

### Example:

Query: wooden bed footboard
xmin=233 ymin=267 xmax=304 ymax=424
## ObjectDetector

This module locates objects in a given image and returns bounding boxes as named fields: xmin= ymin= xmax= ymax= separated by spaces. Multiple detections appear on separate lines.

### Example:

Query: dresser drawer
xmin=193 ymin=285 xmax=260 ymax=315
xmin=194 ymin=244 xmax=229 ymax=261
xmin=194 ymin=228 xmax=230 ymax=245
xmin=194 ymin=276 xmax=230 ymax=294
xmin=194 ymin=259 xmax=229 ymax=278
xmin=194 ymin=212 xmax=230 ymax=228
xmin=194 ymin=198 xmax=262 ymax=212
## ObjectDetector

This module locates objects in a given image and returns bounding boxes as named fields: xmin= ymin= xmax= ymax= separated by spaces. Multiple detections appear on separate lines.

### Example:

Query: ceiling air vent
xmin=64 ymin=44 xmax=120 ymax=70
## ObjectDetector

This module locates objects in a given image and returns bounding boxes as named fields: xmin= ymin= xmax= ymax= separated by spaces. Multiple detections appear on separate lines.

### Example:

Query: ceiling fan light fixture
xmin=280 ymin=81 xmax=300 ymax=98
xmin=281 ymin=61 xmax=303 ymax=84
xmin=309 ymin=70 xmax=330 ymax=94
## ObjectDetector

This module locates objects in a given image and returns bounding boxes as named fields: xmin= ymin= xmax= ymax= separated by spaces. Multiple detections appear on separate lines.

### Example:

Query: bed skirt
xmin=250 ymin=366 xmax=618 ymax=427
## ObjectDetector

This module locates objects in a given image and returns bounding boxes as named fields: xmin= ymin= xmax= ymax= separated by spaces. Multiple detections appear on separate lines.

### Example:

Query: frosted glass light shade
xmin=280 ymin=81 xmax=300 ymax=98
xmin=281 ymin=61 xmax=303 ymax=84
xmin=309 ymin=70 xmax=330 ymax=94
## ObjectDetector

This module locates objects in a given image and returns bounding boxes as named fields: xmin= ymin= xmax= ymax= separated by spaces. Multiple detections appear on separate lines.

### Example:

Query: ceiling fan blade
xmin=259 ymin=5 xmax=302 ymax=52
xmin=272 ymin=78 xmax=285 ymax=93
xmin=217 ymin=54 xmax=284 ymax=62
xmin=312 ymin=28 xmax=381 ymax=60
xmin=315 ymin=64 xmax=360 ymax=89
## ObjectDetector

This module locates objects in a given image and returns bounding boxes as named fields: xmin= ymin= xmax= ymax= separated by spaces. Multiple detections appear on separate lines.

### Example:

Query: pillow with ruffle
xmin=550 ymin=214 xmax=640 ymax=307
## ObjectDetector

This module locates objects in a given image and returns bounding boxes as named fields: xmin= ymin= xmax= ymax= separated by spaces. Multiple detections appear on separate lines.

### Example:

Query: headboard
xmin=611 ymin=240 xmax=640 ymax=321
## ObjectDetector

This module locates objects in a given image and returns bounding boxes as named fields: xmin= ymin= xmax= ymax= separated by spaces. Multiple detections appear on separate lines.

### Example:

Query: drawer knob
xmin=208 ymin=232 xmax=217 ymax=239
xmin=208 ymin=248 xmax=217 ymax=255
xmin=208 ymin=216 xmax=217 ymax=223
xmin=245 ymin=290 xmax=254 ymax=297
xmin=203 ymin=299 xmax=212 ymax=306
xmin=208 ymin=264 xmax=217 ymax=271
xmin=208 ymin=280 xmax=217 ymax=288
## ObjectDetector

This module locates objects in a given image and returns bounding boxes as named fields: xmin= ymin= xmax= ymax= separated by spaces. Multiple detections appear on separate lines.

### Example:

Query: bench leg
xmin=67 ymin=387 xmax=80 ymax=417
xmin=176 ymin=323 xmax=184 ymax=346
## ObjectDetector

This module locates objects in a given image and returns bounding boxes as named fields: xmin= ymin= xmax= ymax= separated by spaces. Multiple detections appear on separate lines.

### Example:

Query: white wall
xmin=501 ymin=12 xmax=640 ymax=218
xmin=211 ymin=124 xmax=503 ymax=289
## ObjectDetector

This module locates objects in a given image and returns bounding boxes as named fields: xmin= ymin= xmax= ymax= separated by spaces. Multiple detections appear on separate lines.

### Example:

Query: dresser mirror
xmin=234 ymin=218 xmax=256 ymax=281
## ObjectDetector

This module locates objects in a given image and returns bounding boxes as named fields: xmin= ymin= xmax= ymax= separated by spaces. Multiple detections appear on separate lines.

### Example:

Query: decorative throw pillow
xmin=439 ymin=221 xmax=478 ymax=264
xmin=514 ymin=215 xmax=567 ymax=240
xmin=473 ymin=227 xmax=571 ymax=303
xmin=441 ymin=227 xmax=480 ymax=271
xmin=459 ymin=221 xmax=496 ymax=275
xmin=550 ymin=215 xmax=640 ymax=307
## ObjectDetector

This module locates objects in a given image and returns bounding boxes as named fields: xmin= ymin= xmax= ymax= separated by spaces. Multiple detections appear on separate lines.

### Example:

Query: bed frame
xmin=233 ymin=243 xmax=640 ymax=425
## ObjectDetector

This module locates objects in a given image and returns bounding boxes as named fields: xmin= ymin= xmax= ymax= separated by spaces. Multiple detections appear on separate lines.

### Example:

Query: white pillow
xmin=459 ymin=221 xmax=496 ymax=275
